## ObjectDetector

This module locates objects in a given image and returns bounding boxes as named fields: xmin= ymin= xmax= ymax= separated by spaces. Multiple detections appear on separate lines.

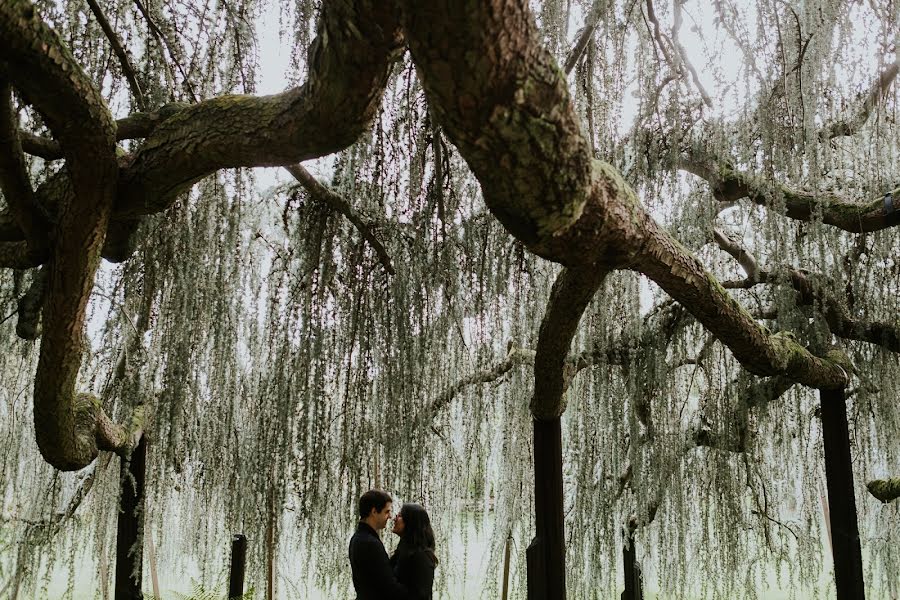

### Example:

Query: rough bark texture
xmin=116 ymin=0 xmax=403 ymax=220
xmin=1 ymin=0 xmax=119 ymax=470
xmin=0 ymin=0 xmax=403 ymax=470
xmin=400 ymin=0 xmax=850 ymax=393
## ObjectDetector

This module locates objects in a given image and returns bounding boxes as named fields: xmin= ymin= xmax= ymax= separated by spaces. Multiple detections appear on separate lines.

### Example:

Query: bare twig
xmin=671 ymin=0 xmax=713 ymax=108
xmin=85 ymin=0 xmax=146 ymax=110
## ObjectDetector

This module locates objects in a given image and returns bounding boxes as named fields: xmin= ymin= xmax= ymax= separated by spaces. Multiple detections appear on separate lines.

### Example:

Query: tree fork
xmin=115 ymin=434 xmax=147 ymax=600
xmin=820 ymin=388 xmax=865 ymax=599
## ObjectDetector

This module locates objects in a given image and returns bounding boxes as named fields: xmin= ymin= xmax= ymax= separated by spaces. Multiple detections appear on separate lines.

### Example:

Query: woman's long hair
xmin=396 ymin=503 xmax=439 ymax=566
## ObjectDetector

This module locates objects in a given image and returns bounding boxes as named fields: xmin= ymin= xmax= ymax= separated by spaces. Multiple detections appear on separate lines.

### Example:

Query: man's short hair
xmin=358 ymin=489 xmax=392 ymax=518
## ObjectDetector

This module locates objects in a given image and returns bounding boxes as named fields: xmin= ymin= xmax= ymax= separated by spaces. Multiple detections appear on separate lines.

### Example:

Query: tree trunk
xmin=527 ymin=417 xmax=566 ymax=600
xmin=622 ymin=529 xmax=643 ymax=600
xmin=115 ymin=434 xmax=146 ymax=600
xmin=820 ymin=388 xmax=865 ymax=599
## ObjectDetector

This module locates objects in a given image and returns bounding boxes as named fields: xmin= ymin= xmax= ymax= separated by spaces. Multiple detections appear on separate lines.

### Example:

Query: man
xmin=349 ymin=489 xmax=413 ymax=599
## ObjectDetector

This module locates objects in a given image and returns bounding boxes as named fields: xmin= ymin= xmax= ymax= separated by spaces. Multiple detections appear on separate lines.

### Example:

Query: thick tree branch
xmin=820 ymin=58 xmax=900 ymax=140
xmin=680 ymin=156 xmax=900 ymax=233
xmin=0 ymin=79 xmax=48 ymax=257
xmin=85 ymin=0 xmax=146 ymax=110
xmin=866 ymin=477 xmax=900 ymax=503
xmin=285 ymin=164 xmax=394 ymax=275
xmin=532 ymin=266 xmax=609 ymax=419
xmin=401 ymin=0 xmax=850 ymax=391
xmin=18 ymin=102 xmax=190 ymax=160
xmin=116 ymin=0 xmax=403 ymax=220
xmin=2 ymin=0 xmax=121 ymax=470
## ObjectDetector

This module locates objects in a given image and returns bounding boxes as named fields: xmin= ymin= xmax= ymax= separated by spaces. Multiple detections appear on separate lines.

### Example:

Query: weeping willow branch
xmin=820 ymin=58 xmax=900 ymax=140
xmin=132 ymin=0 xmax=197 ymax=102
xmin=285 ymin=164 xmax=394 ymax=275
xmin=422 ymin=345 xmax=536 ymax=422
xmin=671 ymin=0 xmax=713 ymax=108
xmin=866 ymin=477 xmax=900 ymax=503
xmin=723 ymin=267 xmax=900 ymax=354
xmin=680 ymin=156 xmax=900 ymax=233
xmin=85 ymin=0 xmax=146 ymax=110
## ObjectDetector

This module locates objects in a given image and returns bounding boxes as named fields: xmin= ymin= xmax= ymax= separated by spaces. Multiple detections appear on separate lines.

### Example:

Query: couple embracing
xmin=349 ymin=490 xmax=438 ymax=600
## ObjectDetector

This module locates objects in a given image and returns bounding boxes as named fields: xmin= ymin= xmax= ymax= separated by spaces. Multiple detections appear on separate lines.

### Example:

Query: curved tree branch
xmin=532 ymin=266 xmax=609 ymax=419
xmin=401 ymin=0 xmax=849 ymax=391
xmin=713 ymin=228 xmax=759 ymax=281
xmin=116 ymin=0 xmax=404 ymax=220
xmin=0 ymin=78 xmax=48 ymax=258
xmin=680 ymin=155 xmax=900 ymax=233
xmin=2 ymin=0 xmax=120 ymax=470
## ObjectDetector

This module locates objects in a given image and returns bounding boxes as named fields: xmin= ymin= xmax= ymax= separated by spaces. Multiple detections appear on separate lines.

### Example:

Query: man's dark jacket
xmin=349 ymin=522 xmax=412 ymax=600
xmin=389 ymin=537 xmax=435 ymax=600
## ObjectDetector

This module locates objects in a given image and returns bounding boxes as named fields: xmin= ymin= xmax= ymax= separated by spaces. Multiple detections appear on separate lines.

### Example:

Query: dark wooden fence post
xmin=229 ymin=534 xmax=248 ymax=599
xmin=820 ymin=388 xmax=866 ymax=599
xmin=115 ymin=434 xmax=147 ymax=600
xmin=527 ymin=417 xmax=566 ymax=600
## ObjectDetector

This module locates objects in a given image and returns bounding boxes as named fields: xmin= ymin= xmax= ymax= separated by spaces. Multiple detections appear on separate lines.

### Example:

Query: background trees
xmin=1 ymin=0 xmax=899 ymax=597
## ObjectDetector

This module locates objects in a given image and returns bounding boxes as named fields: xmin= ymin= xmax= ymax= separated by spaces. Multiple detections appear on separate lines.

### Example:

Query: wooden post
xmin=527 ymin=417 xmax=566 ymax=600
xmin=820 ymin=388 xmax=865 ymax=599
xmin=501 ymin=533 xmax=512 ymax=600
xmin=622 ymin=527 xmax=643 ymax=600
xmin=228 ymin=534 xmax=248 ymax=599
xmin=146 ymin=529 xmax=160 ymax=599
xmin=115 ymin=434 xmax=147 ymax=600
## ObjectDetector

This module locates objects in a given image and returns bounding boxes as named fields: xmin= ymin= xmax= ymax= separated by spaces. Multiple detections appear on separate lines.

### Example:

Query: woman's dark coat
xmin=389 ymin=537 xmax=435 ymax=600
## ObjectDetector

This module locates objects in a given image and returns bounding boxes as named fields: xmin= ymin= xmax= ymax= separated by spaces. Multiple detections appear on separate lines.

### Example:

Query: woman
xmin=390 ymin=502 xmax=438 ymax=600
